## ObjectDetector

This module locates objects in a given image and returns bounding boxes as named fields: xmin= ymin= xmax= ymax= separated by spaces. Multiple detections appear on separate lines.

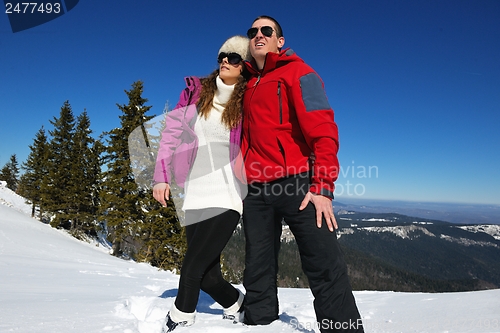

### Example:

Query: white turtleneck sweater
xmin=182 ymin=76 xmax=243 ymax=215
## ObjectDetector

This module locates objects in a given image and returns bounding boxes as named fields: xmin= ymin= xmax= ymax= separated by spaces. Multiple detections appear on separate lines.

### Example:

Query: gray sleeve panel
xmin=299 ymin=73 xmax=332 ymax=112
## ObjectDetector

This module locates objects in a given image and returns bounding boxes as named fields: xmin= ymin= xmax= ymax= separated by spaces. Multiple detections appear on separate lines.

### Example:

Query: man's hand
xmin=299 ymin=191 xmax=338 ymax=232
xmin=153 ymin=182 xmax=170 ymax=207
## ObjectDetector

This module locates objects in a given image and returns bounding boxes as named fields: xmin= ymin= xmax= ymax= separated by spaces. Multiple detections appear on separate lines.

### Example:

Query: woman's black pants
xmin=174 ymin=208 xmax=240 ymax=313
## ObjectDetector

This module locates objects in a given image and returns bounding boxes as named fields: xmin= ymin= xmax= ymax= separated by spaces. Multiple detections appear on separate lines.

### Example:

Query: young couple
xmin=153 ymin=15 xmax=364 ymax=333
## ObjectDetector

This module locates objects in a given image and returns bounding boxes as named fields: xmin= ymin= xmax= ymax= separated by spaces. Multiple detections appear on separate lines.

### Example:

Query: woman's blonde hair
xmin=196 ymin=69 xmax=247 ymax=129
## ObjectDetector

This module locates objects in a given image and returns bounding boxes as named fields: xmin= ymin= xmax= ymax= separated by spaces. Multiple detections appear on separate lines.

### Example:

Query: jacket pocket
xmin=276 ymin=132 xmax=288 ymax=169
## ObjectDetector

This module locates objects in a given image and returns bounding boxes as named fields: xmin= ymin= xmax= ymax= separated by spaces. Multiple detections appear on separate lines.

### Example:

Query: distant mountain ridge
xmin=334 ymin=198 xmax=500 ymax=225
xmin=334 ymin=210 xmax=500 ymax=290
xmin=223 ymin=209 xmax=500 ymax=292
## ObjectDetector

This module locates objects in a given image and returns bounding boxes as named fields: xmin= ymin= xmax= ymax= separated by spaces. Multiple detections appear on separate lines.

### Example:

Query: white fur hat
xmin=218 ymin=35 xmax=251 ymax=62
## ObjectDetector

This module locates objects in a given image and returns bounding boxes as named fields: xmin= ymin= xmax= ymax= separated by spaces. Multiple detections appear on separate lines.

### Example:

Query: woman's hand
xmin=153 ymin=182 xmax=170 ymax=207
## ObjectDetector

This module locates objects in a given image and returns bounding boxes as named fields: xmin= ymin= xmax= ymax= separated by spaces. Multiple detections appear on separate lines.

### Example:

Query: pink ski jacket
xmin=153 ymin=76 xmax=243 ymax=188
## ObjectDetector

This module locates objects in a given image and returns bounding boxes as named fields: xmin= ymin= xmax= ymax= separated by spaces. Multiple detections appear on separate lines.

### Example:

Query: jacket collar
xmin=244 ymin=48 xmax=302 ymax=76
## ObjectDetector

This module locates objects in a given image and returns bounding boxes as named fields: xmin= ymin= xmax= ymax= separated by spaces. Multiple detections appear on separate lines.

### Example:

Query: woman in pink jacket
xmin=152 ymin=35 xmax=249 ymax=332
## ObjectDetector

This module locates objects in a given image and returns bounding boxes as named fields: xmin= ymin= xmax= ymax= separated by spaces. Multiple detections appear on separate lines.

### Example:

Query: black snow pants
xmin=242 ymin=173 xmax=364 ymax=333
xmin=175 ymin=208 xmax=240 ymax=313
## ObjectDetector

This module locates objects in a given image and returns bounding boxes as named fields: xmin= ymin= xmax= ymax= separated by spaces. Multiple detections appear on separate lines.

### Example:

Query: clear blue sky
xmin=1 ymin=0 xmax=499 ymax=205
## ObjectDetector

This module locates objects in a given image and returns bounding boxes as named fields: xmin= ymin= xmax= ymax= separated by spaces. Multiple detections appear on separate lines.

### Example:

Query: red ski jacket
xmin=237 ymin=48 xmax=339 ymax=198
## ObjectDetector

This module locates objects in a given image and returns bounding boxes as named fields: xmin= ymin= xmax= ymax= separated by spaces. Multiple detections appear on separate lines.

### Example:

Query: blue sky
xmin=1 ymin=0 xmax=499 ymax=205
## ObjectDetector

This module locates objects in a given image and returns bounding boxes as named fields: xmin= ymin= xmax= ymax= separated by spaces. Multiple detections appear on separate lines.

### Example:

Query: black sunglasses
xmin=247 ymin=26 xmax=274 ymax=39
xmin=217 ymin=52 xmax=243 ymax=65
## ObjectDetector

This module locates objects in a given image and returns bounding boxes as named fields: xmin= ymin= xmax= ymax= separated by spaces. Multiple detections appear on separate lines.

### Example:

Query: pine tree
xmin=100 ymin=81 xmax=151 ymax=255
xmin=66 ymin=110 xmax=102 ymax=237
xmin=41 ymin=101 xmax=76 ymax=228
xmin=100 ymin=81 xmax=184 ymax=268
xmin=136 ymin=196 xmax=186 ymax=271
xmin=0 ymin=165 xmax=13 ymax=188
xmin=127 ymin=105 xmax=186 ymax=269
xmin=0 ymin=154 xmax=20 ymax=191
xmin=17 ymin=127 xmax=49 ymax=219
xmin=137 ymin=123 xmax=186 ymax=270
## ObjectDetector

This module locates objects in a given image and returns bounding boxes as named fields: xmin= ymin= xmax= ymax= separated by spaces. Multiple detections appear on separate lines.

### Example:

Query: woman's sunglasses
xmin=217 ymin=52 xmax=243 ymax=65
xmin=246 ymin=26 xmax=274 ymax=39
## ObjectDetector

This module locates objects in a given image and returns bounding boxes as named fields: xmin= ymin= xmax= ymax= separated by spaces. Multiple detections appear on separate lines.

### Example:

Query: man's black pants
xmin=242 ymin=173 xmax=364 ymax=333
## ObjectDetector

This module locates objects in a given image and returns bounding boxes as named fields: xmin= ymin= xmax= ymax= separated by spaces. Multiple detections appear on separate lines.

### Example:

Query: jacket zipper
xmin=253 ymin=74 xmax=261 ymax=87
xmin=277 ymin=82 xmax=285 ymax=164
xmin=277 ymin=81 xmax=282 ymax=124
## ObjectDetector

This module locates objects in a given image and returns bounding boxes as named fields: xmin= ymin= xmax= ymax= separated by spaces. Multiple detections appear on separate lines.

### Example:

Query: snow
xmin=360 ymin=225 xmax=436 ymax=240
xmin=1 ymin=182 xmax=500 ymax=332
xmin=458 ymin=225 xmax=500 ymax=240
xmin=439 ymin=234 xmax=498 ymax=248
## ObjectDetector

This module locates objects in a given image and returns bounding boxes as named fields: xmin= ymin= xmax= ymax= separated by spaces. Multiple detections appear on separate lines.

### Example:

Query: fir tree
xmin=17 ymin=127 xmax=49 ymax=219
xmin=9 ymin=154 xmax=20 ymax=190
xmin=135 ymin=196 xmax=186 ymax=271
xmin=0 ymin=165 xmax=12 ymax=188
xmin=0 ymin=154 xmax=20 ymax=191
xmin=137 ymin=124 xmax=186 ymax=270
xmin=127 ymin=104 xmax=186 ymax=269
xmin=100 ymin=81 xmax=154 ymax=256
xmin=100 ymin=81 xmax=184 ymax=268
xmin=66 ymin=110 xmax=102 ymax=237
xmin=41 ymin=101 xmax=76 ymax=228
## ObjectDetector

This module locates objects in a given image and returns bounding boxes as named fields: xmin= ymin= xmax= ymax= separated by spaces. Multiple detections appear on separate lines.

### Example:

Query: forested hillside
xmin=222 ymin=215 xmax=500 ymax=292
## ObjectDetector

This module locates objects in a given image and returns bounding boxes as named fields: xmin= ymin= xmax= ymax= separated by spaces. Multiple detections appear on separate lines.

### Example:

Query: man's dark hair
xmin=253 ymin=15 xmax=283 ymax=38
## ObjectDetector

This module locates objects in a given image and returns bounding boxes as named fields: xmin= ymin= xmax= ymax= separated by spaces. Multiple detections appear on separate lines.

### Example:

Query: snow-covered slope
xmin=0 ymin=180 xmax=32 ymax=215
xmin=1 ymin=183 xmax=500 ymax=332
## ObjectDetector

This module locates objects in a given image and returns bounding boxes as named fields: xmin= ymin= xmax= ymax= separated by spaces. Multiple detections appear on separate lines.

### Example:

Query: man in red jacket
xmin=240 ymin=15 xmax=364 ymax=333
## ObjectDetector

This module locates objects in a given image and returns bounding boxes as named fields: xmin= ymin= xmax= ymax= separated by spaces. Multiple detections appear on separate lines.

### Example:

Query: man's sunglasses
xmin=217 ymin=52 xmax=243 ymax=65
xmin=246 ymin=26 xmax=274 ymax=39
